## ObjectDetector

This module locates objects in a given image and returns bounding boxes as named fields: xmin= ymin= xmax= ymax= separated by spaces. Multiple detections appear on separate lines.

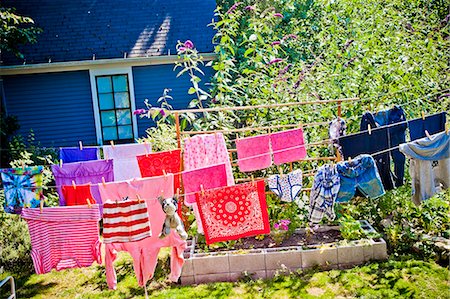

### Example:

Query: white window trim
xmin=89 ymin=67 xmax=138 ymax=145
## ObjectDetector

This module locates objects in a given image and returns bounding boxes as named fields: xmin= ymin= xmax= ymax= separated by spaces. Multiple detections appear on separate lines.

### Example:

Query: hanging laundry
xmin=399 ymin=131 xmax=449 ymax=204
xmin=360 ymin=106 xmax=407 ymax=187
xmin=408 ymin=112 xmax=446 ymax=141
xmin=309 ymin=164 xmax=340 ymax=224
xmin=60 ymin=147 xmax=99 ymax=163
xmin=99 ymin=175 xmax=187 ymax=289
xmin=52 ymin=159 xmax=114 ymax=208
xmin=329 ymin=117 xmax=346 ymax=157
xmin=21 ymin=205 xmax=102 ymax=274
xmin=270 ymin=128 xmax=307 ymax=165
xmin=103 ymin=143 xmax=152 ymax=181
xmin=235 ymin=134 xmax=272 ymax=172
xmin=136 ymin=149 xmax=181 ymax=194
xmin=103 ymin=200 xmax=152 ymax=243
xmin=182 ymin=163 xmax=228 ymax=205
xmin=195 ymin=181 xmax=270 ymax=245
xmin=335 ymin=154 xmax=385 ymax=202
xmin=1 ymin=166 xmax=44 ymax=214
xmin=183 ymin=133 xmax=234 ymax=185
xmin=62 ymin=184 xmax=95 ymax=206
xmin=268 ymin=169 xmax=303 ymax=202
xmin=338 ymin=128 xmax=395 ymax=191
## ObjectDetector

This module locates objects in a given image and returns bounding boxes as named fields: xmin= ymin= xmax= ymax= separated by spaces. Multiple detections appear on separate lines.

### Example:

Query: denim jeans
xmin=408 ymin=112 xmax=446 ymax=142
xmin=336 ymin=154 xmax=385 ymax=202
xmin=339 ymin=127 xmax=395 ymax=191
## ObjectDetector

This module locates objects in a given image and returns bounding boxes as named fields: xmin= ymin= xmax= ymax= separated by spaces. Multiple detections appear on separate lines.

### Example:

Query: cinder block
xmin=181 ymin=259 xmax=193 ymax=277
xmin=229 ymin=270 xmax=266 ymax=281
xmin=363 ymin=243 xmax=374 ymax=262
xmin=265 ymin=249 xmax=302 ymax=271
xmin=195 ymin=273 xmax=231 ymax=284
xmin=337 ymin=245 xmax=364 ymax=265
xmin=180 ymin=276 xmax=195 ymax=285
xmin=302 ymin=246 xmax=338 ymax=269
xmin=229 ymin=251 xmax=265 ymax=272
xmin=192 ymin=254 xmax=229 ymax=275
xmin=372 ymin=239 xmax=388 ymax=260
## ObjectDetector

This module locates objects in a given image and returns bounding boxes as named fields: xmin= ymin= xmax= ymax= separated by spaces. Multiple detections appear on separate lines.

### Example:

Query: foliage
xmin=138 ymin=123 xmax=178 ymax=152
xmin=0 ymin=115 xmax=20 ymax=167
xmin=338 ymin=215 xmax=364 ymax=241
xmin=0 ymin=7 xmax=42 ymax=58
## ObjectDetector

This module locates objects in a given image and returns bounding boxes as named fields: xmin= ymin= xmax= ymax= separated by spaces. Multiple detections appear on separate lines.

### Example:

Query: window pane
xmin=114 ymin=92 xmax=130 ymax=108
xmin=118 ymin=125 xmax=133 ymax=139
xmin=103 ymin=127 xmax=117 ymax=141
xmin=98 ymin=93 xmax=114 ymax=110
xmin=116 ymin=109 xmax=131 ymax=125
xmin=97 ymin=77 xmax=112 ymax=93
xmin=112 ymin=75 xmax=128 ymax=92
xmin=101 ymin=111 xmax=116 ymax=126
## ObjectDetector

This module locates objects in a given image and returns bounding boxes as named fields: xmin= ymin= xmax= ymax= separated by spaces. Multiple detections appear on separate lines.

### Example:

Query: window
xmin=95 ymin=74 xmax=134 ymax=142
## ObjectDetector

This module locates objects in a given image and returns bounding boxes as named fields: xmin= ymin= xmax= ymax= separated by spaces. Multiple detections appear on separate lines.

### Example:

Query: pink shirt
xmin=98 ymin=175 xmax=187 ymax=289
xmin=21 ymin=205 xmax=102 ymax=274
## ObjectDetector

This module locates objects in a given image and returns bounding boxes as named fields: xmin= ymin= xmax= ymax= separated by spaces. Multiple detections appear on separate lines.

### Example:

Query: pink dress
xmin=98 ymin=175 xmax=187 ymax=289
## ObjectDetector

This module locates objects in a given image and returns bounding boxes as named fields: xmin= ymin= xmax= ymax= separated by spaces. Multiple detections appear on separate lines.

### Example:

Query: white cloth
xmin=103 ymin=143 xmax=152 ymax=181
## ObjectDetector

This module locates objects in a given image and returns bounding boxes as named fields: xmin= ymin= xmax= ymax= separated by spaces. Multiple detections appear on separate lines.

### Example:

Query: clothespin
xmin=162 ymin=169 xmax=167 ymax=177
xmin=348 ymin=156 xmax=351 ymax=162
xmin=145 ymin=142 xmax=149 ymax=157
xmin=110 ymin=140 xmax=115 ymax=148
xmin=72 ymin=180 xmax=77 ymax=189
xmin=79 ymin=141 xmax=83 ymax=150
xmin=445 ymin=123 xmax=449 ymax=135
xmin=102 ymin=177 xmax=106 ymax=187
xmin=200 ymin=184 xmax=205 ymax=196
xmin=368 ymin=124 xmax=372 ymax=135
xmin=278 ymin=166 xmax=284 ymax=178
xmin=136 ymin=194 xmax=142 ymax=203
xmin=40 ymin=199 xmax=44 ymax=214
xmin=86 ymin=198 xmax=92 ymax=208
xmin=421 ymin=111 xmax=425 ymax=120
xmin=251 ymin=175 xmax=255 ymax=185
xmin=235 ymin=133 xmax=239 ymax=141
xmin=21 ymin=161 xmax=25 ymax=170
xmin=425 ymin=130 xmax=432 ymax=139
xmin=176 ymin=188 xmax=180 ymax=197
xmin=59 ymin=159 xmax=63 ymax=167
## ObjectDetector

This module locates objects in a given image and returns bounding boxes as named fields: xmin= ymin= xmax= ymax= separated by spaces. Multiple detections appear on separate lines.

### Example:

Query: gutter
xmin=0 ymin=53 xmax=217 ymax=76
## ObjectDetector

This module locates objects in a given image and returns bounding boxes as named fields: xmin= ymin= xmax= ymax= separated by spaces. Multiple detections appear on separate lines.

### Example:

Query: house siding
xmin=2 ymin=71 xmax=96 ymax=147
xmin=132 ymin=64 xmax=213 ymax=137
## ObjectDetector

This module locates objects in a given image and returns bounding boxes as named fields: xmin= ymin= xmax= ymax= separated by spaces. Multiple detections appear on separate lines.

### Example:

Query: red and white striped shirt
xmin=103 ymin=200 xmax=152 ymax=243
xmin=21 ymin=205 xmax=102 ymax=275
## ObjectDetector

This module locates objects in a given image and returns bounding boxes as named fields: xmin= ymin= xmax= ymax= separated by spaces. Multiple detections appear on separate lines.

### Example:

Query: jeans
xmin=408 ymin=112 xmax=446 ymax=141
xmin=336 ymin=154 xmax=386 ymax=202
xmin=338 ymin=127 xmax=395 ymax=191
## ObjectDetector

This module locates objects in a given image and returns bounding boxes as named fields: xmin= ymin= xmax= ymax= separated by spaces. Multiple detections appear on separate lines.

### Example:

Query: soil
xmin=197 ymin=229 xmax=342 ymax=253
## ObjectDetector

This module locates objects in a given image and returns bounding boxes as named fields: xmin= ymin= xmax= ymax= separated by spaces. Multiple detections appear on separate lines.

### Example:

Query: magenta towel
xmin=182 ymin=164 xmax=228 ymax=204
xmin=236 ymin=134 xmax=272 ymax=172
xmin=270 ymin=128 xmax=307 ymax=165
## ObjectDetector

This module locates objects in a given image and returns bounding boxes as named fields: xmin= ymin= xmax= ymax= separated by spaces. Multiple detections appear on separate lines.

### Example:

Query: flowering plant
xmin=271 ymin=219 xmax=291 ymax=245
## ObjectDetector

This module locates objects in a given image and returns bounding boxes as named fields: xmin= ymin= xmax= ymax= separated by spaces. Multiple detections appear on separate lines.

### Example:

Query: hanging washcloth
xmin=60 ymin=147 xmax=99 ymax=163
xmin=1 ymin=166 xmax=44 ymax=214
xmin=235 ymin=134 xmax=272 ymax=172
xmin=270 ymin=128 xmax=307 ymax=165
xmin=309 ymin=164 xmax=340 ymax=224
xmin=268 ymin=169 xmax=303 ymax=202
xmin=62 ymin=183 xmax=96 ymax=206
xmin=103 ymin=143 xmax=152 ymax=181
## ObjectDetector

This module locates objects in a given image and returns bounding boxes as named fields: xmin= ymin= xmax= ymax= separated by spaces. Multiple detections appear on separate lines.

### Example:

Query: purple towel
xmin=236 ymin=134 xmax=272 ymax=172
xmin=60 ymin=147 xmax=99 ymax=163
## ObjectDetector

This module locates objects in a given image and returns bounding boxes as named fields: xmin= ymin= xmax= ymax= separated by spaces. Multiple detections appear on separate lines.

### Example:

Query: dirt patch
xmin=197 ymin=229 xmax=342 ymax=253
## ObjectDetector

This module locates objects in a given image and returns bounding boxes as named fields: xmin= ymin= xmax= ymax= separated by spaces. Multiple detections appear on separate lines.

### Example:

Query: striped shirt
xmin=103 ymin=201 xmax=152 ymax=243
xmin=21 ymin=205 xmax=101 ymax=275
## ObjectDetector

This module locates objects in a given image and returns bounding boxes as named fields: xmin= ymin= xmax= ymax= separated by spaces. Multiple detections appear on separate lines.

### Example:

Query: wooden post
xmin=174 ymin=112 xmax=181 ymax=149
xmin=337 ymin=100 xmax=342 ymax=117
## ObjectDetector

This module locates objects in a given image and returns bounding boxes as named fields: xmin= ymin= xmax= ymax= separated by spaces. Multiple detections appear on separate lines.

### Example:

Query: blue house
xmin=0 ymin=0 xmax=216 ymax=147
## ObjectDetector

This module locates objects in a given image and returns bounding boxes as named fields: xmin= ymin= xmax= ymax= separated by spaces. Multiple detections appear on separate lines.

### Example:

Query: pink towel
xmin=236 ymin=134 xmax=272 ymax=172
xmin=270 ymin=128 xmax=307 ymax=165
xmin=182 ymin=164 xmax=228 ymax=205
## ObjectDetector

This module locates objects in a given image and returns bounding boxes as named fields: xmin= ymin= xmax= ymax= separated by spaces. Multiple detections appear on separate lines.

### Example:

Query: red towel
xmin=62 ymin=184 xmax=95 ymax=206
xmin=195 ymin=180 xmax=270 ymax=245
xmin=270 ymin=128 xmax=307 ymax=165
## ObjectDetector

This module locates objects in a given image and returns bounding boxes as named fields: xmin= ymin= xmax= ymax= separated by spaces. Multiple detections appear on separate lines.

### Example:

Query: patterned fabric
xmin=183 ymin=133 xmax=234 ymax=185
xmin=1 ymin=166 xmax=44 ymax=214
xmin=270 ymin=128 xmax=307 ymax=165
xmin=136 ymin=149 xmax=181 ymax=193
xmin=182 ymin=163 xmax=228 ymax=205
xmin=62 ymin=184 xmax=95 ymax=206
xmin=309 ymin=164 xmax=340 ymax=224
xmin=103 ymin=143 xmax=152 ymax=181
xmin=268 ymin=169 xmax=303 ymax=202
xmin=195 ymin=181 xmax=270 ymax=245
xmin=103 ymin=200 xmax=152 ymax=244
xmin=235 ymin=134 xmax=272 ymax=172
xmin=21 ymin=205 xmax=102 ymax=274
xmin=60 ymin=147 xmax=99 ymax=163
xmin=329 ymin=118 xmax=347 ymax=158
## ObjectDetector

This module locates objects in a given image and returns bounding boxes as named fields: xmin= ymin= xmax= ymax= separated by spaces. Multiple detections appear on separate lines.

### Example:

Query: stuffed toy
xmin=158 ymin=196 xmax=188 ymax=240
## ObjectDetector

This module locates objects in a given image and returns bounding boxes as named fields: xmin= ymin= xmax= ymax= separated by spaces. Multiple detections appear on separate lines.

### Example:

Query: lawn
xmin=1 ymin=253 xmax=449 ymax=299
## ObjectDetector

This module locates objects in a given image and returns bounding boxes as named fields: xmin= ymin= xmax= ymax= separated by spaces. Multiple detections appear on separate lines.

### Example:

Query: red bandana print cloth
xmin=195 ymin=180 xmax=270 ymax=245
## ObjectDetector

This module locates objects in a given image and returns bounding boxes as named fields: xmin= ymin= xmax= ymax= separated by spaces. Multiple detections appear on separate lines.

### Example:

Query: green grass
xmin=1 ymin=254 xmax=449 ymax=299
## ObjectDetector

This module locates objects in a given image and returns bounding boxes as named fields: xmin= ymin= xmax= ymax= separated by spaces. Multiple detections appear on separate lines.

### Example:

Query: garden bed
xmin=180 ymin=221 xmax=388 ymax=285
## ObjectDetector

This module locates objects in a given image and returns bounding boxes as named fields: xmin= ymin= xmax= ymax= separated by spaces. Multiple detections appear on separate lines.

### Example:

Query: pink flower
xmin=226 ymin=2 xmax=242 ymax=14
xmin=178 ymin=46 xmax=186 ymax=53
xmin=269 ymin=58 xmax=283 ymax=65
xmin=271 ymin=41 xmax=281 ymax=46
xmin=159 ymin=109 xmax=166 ymax=117
xmin=184 ymin=40 xmax=194 ymax=49
xmin=282 ymin=34 xmax=297 ymax=40
xmin=274 ymin=223 xmax=280 ymax=229
xmin=245 ymin=5 xmax=254 ymax=11
xmin=273 ymin=13 xmax=284 ymax=18
xmin=133 ymin=109 xmax=146 ymax=115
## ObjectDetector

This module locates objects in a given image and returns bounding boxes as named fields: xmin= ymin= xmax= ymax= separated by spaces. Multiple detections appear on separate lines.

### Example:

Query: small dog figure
xmin=158 ymin=196 xmax=188 ymax=240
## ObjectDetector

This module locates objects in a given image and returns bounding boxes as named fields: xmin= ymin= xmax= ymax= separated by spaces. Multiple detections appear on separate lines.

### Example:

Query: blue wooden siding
xmin=132 ymin=64 xmax=213 ymax=137
xmin=3 ymin=71 xmax=96 ymax=147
